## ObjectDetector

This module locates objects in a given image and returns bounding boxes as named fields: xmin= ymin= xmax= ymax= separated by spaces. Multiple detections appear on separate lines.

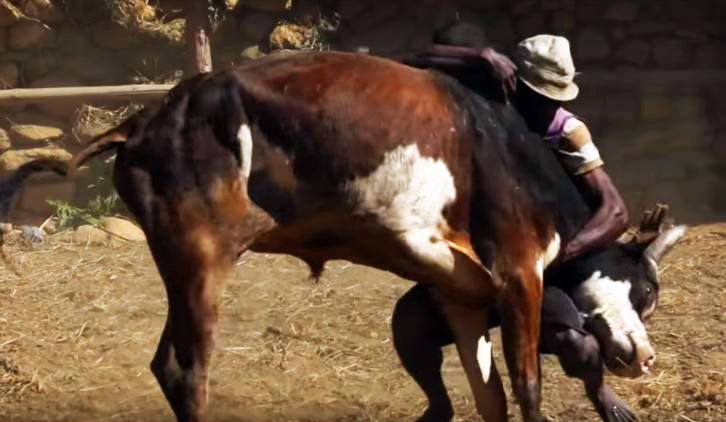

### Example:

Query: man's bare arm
xmin=561 ymin=167 xmax=629 ymax=262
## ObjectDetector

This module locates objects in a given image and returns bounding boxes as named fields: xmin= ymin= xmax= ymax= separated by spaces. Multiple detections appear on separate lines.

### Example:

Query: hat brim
xmin=519 ymin=76 xmax=579 ymax=102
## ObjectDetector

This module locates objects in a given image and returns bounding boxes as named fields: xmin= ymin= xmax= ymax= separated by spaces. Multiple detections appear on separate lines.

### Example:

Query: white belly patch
xmin=346 ymin=144 xmax=458 ymax=270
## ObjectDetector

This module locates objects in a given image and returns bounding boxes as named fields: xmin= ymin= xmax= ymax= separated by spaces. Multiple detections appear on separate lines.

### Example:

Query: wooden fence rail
xmin=0 ymin=84 xmax=176 ymax=106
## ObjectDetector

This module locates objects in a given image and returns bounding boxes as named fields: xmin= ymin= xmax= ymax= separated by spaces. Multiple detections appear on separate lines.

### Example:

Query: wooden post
xmin=185 ymin=0 xmax=213 ymax=75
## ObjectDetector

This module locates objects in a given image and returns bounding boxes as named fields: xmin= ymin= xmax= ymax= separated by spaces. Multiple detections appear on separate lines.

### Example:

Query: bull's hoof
xmin=416 ymin=404 xmax=454 ymax=422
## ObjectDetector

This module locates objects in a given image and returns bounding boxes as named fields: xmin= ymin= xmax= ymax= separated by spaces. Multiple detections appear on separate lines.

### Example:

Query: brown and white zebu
xmin=2 ymin=51 xmax=673 ymax=421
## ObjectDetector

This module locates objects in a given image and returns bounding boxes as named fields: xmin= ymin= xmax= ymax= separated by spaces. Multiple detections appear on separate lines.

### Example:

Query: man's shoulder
xmin=560 ymin=113 xmax=593 ymax=150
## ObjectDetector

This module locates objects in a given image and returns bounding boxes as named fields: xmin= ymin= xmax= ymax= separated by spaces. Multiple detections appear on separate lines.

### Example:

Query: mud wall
xmin=0 ymin=0 xmax=724 ymax=224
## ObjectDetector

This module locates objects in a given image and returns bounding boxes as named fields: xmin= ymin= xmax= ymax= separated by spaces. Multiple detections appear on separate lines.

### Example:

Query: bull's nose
xmin=639 ymin=345 xmax=656 ymax=373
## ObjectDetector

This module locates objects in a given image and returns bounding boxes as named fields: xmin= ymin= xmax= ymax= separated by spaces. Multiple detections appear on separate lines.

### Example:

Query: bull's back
xmin=235 ymin=52 xmax=472 ymax=182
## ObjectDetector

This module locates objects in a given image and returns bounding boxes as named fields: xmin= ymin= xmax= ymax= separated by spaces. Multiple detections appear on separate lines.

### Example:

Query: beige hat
xmin=513 ymin=34 xmax=579 ymax=101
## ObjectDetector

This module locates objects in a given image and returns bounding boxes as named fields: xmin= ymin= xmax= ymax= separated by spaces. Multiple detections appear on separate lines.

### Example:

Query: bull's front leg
xmin=498 ymin=267 xmax=546 ymax=422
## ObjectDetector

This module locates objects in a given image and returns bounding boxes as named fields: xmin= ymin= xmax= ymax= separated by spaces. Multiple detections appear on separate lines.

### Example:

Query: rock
xmin=461 ymin=0 xmax=507 ymax=10
xmin=479 ymin=15 xmax=515 ymax=49
xmin=337 ymin=0 xmax=367 ymax=19
xmin=576 ymin=0 xmax=604 ymax=20
xmin=57 ymin=49 xmax=127 ymax=85
xmin=244 ymin=0 xmax=291 ymax=12
xmin=550 ymin=11 xmax=575 ymax=35
xmin=697 ymin=44 xmax=726 ymax=68
xmin=643 ymin=175 xmax=720 ymax=223
xmin=56 ymin=26 xmax=90 ymax=54
xmin=615 ymin=39 xmax=651 ymax=66
xmin=0 ymin=28 xmax=6 ymax=52
xmin=603 ymin=93 xmax=639 ymax=124
xmin=640 ymin=95 xmax=672 ymax=121
xmin=672 ymin=96 xmax=705 ymax=118
xmin=576 ymin=28 xmax=611 ymax=61
xmin=17 ymin=179 xmax=75 ymax=216
xmin=269 ymin=23 xmax=313 ymax=50
xmin=8 ymin=21 xmax=53 ymax=49
xmin=91 ymin=22 xmax=138 ymax=50
xmin=540 ymin=0 xmax=576 ymax=10
xmin=0 ymin=4 xmax=18 ymax=27
xmin=653 ymin=37 xmax=690 ymax=68
xmin=241 ymin=44 xmax=264 ymax=60
xmin=8 ymin=124 xmax=64 ymax=146
xmin=28 ymin=75 xmax=83 ymax=119
xmin=350 ymin=3 xmax=400 ymax=34
xmin=610 ymin=26 xmax=628 ymax=42
xmin=0 ymin=147 xmax=72 ymax=172
xmin=23 ymin=50 xmax=58 ymax=82
xmin=0 ymin=60 xmax=18 ymax=88
xmin=346 ymin=18 xmax=414 ymax=56
xmin=101 ymin=217 xmax=146 ymax=242
xmin=515 ymin=15 xmax=547 ymax=39
xmin=667 ymin=0 xmax=709 ymax=22
xmin=511 ymin=0 xmax=536 ymax=16
xmin=239 ymin=12 xmax=279 ymax=42
xmin=604 ymin=1 xmax=639 ymax=21
xmin=19 ymin=0 xmax=65 ymax=23
xmin=0 ymin=127 xmax=10 ymax=151
xmin=72 ymin=225 xmax=109 ymax=245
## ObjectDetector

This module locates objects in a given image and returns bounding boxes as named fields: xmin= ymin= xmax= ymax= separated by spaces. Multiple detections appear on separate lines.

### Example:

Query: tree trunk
xmin=184 ymin=0 xmax=213 ymax=76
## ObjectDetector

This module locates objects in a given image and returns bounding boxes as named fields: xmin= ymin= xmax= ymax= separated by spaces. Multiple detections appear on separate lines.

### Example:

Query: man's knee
xmin=393 ymin=285 xmax=453 ymax=349
xmin=549 ymin=328 xmax=602 ymax=378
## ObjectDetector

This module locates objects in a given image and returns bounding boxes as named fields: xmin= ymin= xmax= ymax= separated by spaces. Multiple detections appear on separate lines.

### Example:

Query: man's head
xmin=432 ymin=21 xmax=488 ymax=48
xmin=513 ymin=34 xmax=579 ymax=102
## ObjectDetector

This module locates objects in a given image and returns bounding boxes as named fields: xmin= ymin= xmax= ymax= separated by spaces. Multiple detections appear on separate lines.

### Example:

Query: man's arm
xmin=402 ymin=44 xmax=518 ymax=101
xmin=560 ymin=168 xmax=629 ymax=262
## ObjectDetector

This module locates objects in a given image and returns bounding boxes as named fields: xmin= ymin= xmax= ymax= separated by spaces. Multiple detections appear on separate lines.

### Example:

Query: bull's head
xmin=569 ymin=204 xmax=687 ymax=378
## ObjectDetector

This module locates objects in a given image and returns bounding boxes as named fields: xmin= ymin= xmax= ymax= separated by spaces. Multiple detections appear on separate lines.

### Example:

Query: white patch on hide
xmin=476 ymin=335 xmax=492 ymax=383
xmin=536 ymin=233 xmax=561 ymax=281
xmin=543 ymin=233 xmax=561 ymax=267
xmin=237 ymin=124 xmax=253 ymax=179
xmin=346 ymin=144 xmax=457 ymax=271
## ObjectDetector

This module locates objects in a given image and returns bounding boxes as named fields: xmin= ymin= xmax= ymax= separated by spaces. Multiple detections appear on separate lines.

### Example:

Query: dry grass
xmin=0 ymin=224 xmax=724 ymax=421
xmin=71 ymin=104 xmax=143 ymax=144
xmin=106 ymin=0 xmax=184 ymax=45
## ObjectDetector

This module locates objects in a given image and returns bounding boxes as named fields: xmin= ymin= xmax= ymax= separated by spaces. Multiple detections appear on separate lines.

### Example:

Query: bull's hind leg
xmin=433 ymin=289 xmax=507 ymax=422
xmin=497 ymin=267 xmax=545 ymax=422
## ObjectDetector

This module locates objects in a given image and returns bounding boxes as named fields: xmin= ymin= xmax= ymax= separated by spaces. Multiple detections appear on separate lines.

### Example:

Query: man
xmin=405 ymin=28 xmax=629 ymax=259
xmin=395 ymin=26 xmax=635 ymax=422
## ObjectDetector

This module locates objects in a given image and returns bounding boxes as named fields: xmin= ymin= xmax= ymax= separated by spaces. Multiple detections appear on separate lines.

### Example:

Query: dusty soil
xmin=1 ymin=223 xmax=724 ymax=422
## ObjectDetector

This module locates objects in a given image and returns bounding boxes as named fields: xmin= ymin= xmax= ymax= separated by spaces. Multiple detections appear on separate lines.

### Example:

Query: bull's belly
xmin=247 ymin=142 xmax=498 ymax=304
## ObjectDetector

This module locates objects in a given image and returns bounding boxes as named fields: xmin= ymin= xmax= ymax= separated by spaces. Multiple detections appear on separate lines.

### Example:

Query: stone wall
xmin=0 ymin=0 xmax=724 ymax=225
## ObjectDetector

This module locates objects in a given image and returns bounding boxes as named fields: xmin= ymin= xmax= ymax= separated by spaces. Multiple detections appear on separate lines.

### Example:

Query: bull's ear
xmin=644 ymin=225 xmax=689 ymax=265
xmin=620 ymin=239 xmax=649 ymax=257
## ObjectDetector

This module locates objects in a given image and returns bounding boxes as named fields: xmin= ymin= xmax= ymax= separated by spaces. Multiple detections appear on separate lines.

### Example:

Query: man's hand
xmin=480 ymin=47 xmax=518 ymax=101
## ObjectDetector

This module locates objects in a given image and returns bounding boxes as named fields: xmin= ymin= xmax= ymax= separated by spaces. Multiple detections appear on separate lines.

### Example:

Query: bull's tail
xmin=67 ymin=110 xmax=147 ymax=175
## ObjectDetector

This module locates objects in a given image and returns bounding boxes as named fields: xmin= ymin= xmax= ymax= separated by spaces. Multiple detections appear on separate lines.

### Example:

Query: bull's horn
xmin=644 ymin=225 xmax=688 ymax=264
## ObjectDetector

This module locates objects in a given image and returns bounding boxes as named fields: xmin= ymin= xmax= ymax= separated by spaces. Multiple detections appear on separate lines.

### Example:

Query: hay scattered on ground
xmin=0 ymin=224 xmax=724 ymax=421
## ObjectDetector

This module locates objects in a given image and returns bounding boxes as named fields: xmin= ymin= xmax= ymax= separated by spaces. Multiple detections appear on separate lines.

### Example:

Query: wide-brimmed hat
xmin=513 ymin=34 xmax=579 ymax=101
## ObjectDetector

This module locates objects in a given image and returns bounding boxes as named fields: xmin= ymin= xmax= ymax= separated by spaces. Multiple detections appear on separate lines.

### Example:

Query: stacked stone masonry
xmin=0 ymin=0 xmax=724 ymax=224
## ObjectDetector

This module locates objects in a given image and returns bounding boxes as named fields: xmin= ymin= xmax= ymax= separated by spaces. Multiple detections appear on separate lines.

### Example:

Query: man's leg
xmin=392 ymin=284 xmax=455 ymax=422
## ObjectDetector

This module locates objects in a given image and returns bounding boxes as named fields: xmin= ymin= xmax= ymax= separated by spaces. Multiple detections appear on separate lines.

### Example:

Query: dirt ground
xmin=1 ymin=223 xmax=724 ymax=422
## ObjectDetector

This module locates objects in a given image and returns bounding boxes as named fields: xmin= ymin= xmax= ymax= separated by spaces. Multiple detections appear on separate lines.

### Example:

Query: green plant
xmin=47 ymin=192 xmax=121 ymax=231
